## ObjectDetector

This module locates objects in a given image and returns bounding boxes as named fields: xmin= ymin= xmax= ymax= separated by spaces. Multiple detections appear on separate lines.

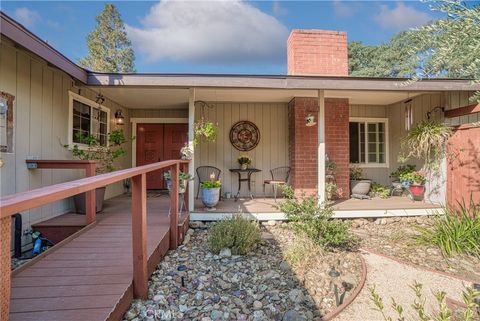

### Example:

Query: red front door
xmin=136 ymin=123 xmax=188 ymax=189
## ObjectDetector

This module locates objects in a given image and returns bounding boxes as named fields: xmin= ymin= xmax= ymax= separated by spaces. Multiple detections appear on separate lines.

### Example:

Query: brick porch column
xmin=287 ymin=29 xmax=350 ymax=199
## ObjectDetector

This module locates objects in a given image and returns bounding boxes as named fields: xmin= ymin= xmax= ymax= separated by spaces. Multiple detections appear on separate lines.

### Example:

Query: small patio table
xmin=229 ymin=168 xmax=262 ymax=201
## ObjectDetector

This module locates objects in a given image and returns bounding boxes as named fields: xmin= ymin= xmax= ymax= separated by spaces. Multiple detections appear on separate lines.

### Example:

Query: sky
xmin=0 ymin=0 xmax=454 ymax=74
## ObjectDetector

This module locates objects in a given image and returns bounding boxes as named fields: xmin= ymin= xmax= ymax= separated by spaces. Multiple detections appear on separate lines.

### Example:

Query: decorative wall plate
xmin=229 ymin=121 xmax=260 ymax=151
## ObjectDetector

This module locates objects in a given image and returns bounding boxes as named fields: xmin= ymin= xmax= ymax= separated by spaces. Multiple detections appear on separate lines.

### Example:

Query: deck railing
xmin=0 ymin=159 xmax=189 ymax=319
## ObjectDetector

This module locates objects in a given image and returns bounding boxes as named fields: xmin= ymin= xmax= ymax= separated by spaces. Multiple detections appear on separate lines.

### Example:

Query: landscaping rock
xmin=219 ymin=247 xmax=232 ymax=258
xmin=283 ymin=310 xmax=307 ymax=321
xmin=189 ymin=221 xmax=205 ymax=229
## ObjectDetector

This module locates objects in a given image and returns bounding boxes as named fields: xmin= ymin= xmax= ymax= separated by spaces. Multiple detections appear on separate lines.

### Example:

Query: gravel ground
xmin=334 ymin=250 xmax=475 ymax=321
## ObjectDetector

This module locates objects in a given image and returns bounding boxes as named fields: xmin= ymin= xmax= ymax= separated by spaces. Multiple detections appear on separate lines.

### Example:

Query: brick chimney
xmin=287 ymin=29 xmax=348 ymax=76
xmin=287 ymin=29 xmax=350 ymax=199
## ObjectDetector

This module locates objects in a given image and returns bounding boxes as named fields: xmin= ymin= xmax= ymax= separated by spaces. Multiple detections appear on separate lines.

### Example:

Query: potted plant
xmin=402 ymin=171 xmax=426 ymax=201
xmin=201 ymin=180 xmax=222 ymax=210
xmin=349 ymin=165 xmax=371 ymax=198
xmin=66 ymin=129 xmax=129 ymax=213
xmin=237 ymin=154 xmax=252 ymax=170
xmin=180 ymin=143 xmax=193 ymax=160
xmin=325 ymin=182 xmax=337 ymax=201
xmin=194 ymin=118 xmax=218 ymax=145
xmin=391 ymin=164 xmax=417 ymax=188
xmin=326 ymin=160 xmax=337 ymax=176
xmin=163 ymin=171 xmax=193 ymax=194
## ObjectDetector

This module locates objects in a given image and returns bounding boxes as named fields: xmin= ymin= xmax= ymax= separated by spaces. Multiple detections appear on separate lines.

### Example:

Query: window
xmin=69 ymin=92 xmax=110 ymax=146
xmin=349 ymin=118 xmax=388 ymax=167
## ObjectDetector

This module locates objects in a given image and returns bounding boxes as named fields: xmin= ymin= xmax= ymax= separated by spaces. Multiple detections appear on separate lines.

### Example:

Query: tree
xmin=79 ymin=4 xmax=135 ymax=73
xmin=412 ymin=0 xmax=479 ymax=100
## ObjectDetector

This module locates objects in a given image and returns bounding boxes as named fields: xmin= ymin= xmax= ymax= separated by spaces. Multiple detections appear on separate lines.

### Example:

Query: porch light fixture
xmin=115 ymin=109 xmax=125 ymax=125
xmin=306 ymin=114 xmax=316 ymax=127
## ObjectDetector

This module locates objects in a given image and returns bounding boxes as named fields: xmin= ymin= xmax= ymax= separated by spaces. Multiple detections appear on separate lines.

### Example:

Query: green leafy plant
xmin=391 ymin=164 xmax=417 ymax=181
xmin=163 ymin=171 xmax=193 ymax=190
xmin=200 ymin=180 xmax=222 ymax=189
xmin=276 ymin=186 xmax=357 ymax=250
xmin=194 ymin=118 xmax=218 ymax=145
xmin=208 ymin=214 xmax=261 ymax=255
xmin=370 ymin=282 xmax=480 ymax=321
xmin=237 ymin=154 xmax=252 ymax=165
xmin=415 ymin=201 xmax=480 ymax=258
xmin=400 ymin=171 xmax=426 ymax=185
xmin=370 ymin=182 xmax=391 ymax=199
xmin=66 ymin=129 xmax=130 ymax=174
xmin=325 ymin=182 xmax=338 ymax=200
xmin=402 ymin=120 xmax=452 ymax=172
xmin=326 ymin=160 xmax=337 ymax=174
xmin=350 ymin=166 xmax=363 ymax=180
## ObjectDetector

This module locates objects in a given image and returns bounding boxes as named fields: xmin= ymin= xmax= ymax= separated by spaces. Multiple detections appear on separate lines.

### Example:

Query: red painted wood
xmin=136 ymin=124 xmax=165 ymax=189
xmin=444 ymin=103 xmax=480 ymax=118
xmin=447 ymin=126 xmax=480 ymax=208
xmin=169 ymin=163 xmax=179 ymax=250
xmin=163 ymin=124 xmax=188 ymax=161
xmin=131 ymin=174 xmax=148 ymax=299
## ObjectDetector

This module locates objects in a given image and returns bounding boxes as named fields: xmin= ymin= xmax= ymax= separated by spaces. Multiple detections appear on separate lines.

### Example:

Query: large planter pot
xmin=201 ymin=187 xmax=220 ymax=209
xmin=409 ymin=184 xmax=425 ymax=201
xmin=166 ymin=179 xmax=187 ymax=194
xmin=350 ymin=180 xmax=371 ymax=196
xmin=73 ymin=187 xmax=106 ymax=214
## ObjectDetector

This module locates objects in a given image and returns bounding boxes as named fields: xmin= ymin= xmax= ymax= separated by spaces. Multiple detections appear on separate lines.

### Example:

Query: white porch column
xmin=317 ymin=90 xmax=326 ymax=204
xmin=188 ymin=88 xmax=195 ymax=211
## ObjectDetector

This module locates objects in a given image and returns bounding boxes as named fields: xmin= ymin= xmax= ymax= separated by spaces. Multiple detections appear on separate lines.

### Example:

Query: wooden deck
xmin=10 ymin=195 xmax=179 ymax=321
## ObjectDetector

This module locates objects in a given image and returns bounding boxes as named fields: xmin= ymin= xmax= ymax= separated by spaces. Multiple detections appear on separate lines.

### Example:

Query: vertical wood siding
xmin=0 ymin=38 xmax=130 ymax=232
xmin=194 ymin=102 xmax=289 ymax=197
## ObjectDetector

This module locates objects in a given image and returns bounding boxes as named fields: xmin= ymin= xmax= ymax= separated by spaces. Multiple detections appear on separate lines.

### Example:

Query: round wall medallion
xmin=229 ymin=121 xmax=260 ymax=151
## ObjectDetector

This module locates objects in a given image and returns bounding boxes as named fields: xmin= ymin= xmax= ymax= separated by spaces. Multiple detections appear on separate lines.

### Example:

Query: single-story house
xmin=1 ymin=11 xmax=480 ymax=242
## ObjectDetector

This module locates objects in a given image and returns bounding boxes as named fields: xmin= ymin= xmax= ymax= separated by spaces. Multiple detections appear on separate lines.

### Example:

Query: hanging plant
xmin=193 ymin=100 xmax=218 ymax=146
xmin=401 ymin=120 xmax=452 ymax=173
xmin=194 ymin=118 xmax=218 ymax=145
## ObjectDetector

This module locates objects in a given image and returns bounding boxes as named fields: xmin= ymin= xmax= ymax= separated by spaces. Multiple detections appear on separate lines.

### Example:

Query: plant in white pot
xmin=66 ymin=129 xmax=129 ymax=213
xmin=349 ymin=166 xmax=371 ymax=199
xmin=163 ymin=171 xmax=193 ymax=194
xmin=238 ymin=154 xmax=251 ymax=170
xmin=201 ymin=180 xmax=222 ymax=211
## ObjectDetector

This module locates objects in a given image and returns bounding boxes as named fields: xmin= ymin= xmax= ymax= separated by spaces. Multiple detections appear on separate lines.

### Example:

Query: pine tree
xmin=79 ymin=4 xmax=135 ymax=72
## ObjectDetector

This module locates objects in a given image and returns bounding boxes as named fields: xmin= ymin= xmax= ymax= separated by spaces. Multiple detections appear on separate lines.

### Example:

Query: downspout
xmin=318 ymin=90 xmax=326 ymax=204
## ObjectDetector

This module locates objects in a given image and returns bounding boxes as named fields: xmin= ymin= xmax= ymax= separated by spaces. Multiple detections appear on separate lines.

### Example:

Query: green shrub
xmin=208 ymin=214 xmax=261 ymax=255
xmin=276 ymin=186 xmax=357 ymax=250
xmin=369 ymin=182 xmax=391 ymax=199
xmin=390 ymin=164 xmax=416 ymax=181
xmin=415 ymin=202 xmax=480 ymax=257
xmin=370 ymin=282 xmax=479 ymax=321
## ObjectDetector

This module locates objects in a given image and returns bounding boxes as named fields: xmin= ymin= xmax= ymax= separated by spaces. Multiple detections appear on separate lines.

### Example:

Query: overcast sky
xmin=1 ymin=1 xmax=452 ymax=74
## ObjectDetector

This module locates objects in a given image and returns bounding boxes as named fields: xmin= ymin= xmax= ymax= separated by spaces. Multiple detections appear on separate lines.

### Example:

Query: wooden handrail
xmin=0 ymin=159 xmax=189 ymax=317
xmin=1 ymin=160 xmax=188 ymax=218
xmin=25 ymin=159 xmax=97 ymax=224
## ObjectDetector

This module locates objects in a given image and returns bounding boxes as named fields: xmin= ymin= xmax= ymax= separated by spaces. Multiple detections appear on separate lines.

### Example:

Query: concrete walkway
xmin=335 ymin=250 xmax=473 ymax=321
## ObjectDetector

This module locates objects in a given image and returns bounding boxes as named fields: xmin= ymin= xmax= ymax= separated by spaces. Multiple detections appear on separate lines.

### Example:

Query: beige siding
xmin=444 ymin=91 xmax=475 ymax=110
xmin=194 ymin=102 xmax=289 ymax=197
xmin=350 ymin=104 xmax=387 ymax=118
xmin=0 ymin=37 xmax=131 ymax=231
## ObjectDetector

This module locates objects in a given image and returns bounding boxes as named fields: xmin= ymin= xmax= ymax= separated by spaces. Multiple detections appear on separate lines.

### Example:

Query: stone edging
xmin=360 ymin=247 xmax=478 ymax=284
xmin=319 ymin=253 xmax=368 ymax=321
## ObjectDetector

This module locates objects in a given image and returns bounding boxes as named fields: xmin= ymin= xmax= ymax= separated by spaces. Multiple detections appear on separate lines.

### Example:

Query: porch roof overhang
xmin=87 ymin=73 xmax=479 ymax=92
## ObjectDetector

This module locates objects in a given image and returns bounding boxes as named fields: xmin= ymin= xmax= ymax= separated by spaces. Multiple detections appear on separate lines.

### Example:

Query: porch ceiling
xmin=96 ymin=86 xmax=425 ymax=109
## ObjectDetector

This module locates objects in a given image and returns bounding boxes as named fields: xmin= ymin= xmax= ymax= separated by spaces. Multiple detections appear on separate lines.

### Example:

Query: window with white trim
xmin=69 ymin=92 xmax=110 ymax=146
xmin=349 ymin=119 xmax=388 ymax=165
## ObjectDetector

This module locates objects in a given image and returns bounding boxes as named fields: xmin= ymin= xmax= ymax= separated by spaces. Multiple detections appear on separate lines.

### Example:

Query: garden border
xmin=360 ymin=247 xmax=478 ymax=284
xmin=318 ymin=253 xmax=367 ymax=321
